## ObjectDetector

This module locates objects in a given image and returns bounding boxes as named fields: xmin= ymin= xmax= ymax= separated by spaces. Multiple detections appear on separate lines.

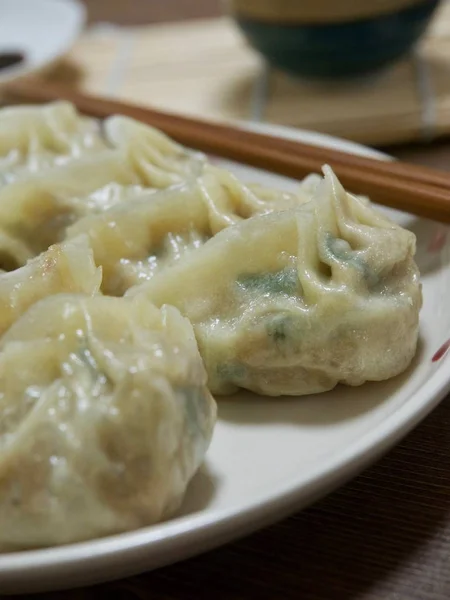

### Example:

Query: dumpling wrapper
xmin=129 ymin=167 xmax=422 ymax=396
xmin=0 ymin=235 xmax=101 ymax=337
xmin=103 ymin=115 xmax=206 ymax=188
xmin=0 ymin=152 xmax=144 ymax=256
xmin=0 ymin=102 xmax=205 ymax=190
xmin=0 ymin=293 xmax=216 ymax=550
xmin=67 ymin=166 xmax=312 ymax=295
xmin=0 ymin=105 xmax=205 ymax=260
xmin=0 ymin=103 xmax=315 ymax=265
xmin=0 ymin=101 xmax=106 ymax=182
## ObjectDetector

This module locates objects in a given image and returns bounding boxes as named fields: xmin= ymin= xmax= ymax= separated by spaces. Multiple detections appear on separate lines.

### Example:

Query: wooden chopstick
xmin=5 ymin=79 xmax=450 ymax=222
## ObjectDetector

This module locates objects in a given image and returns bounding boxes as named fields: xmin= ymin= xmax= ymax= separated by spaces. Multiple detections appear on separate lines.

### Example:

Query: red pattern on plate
xmin=427 ymin=228 xmax=448 ymax=253
xmin=432 ymin=339 xmax=450 ymax=362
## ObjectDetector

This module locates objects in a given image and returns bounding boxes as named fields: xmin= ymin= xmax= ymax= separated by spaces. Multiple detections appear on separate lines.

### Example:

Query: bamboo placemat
xmin=42 ymin=0 xmax=450 ymax=146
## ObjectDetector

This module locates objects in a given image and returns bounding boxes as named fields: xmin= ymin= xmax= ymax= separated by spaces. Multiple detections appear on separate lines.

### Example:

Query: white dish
xmin=1 ymin=125 xmax=450 ymax=594
xmin=0 ymin=0 xmax=85 ymax=85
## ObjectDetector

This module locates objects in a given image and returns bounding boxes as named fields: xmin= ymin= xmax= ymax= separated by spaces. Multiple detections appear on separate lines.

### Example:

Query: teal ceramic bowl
xmin=229 ymin=0 xmax=440 ymax=79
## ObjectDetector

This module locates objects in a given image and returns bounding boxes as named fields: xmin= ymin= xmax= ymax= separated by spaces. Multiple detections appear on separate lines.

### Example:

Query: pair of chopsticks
xmin=5 ymin=80 xmax=450 ymax=223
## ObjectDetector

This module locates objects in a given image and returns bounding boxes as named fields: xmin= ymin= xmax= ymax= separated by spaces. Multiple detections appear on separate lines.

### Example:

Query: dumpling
xmin=104 ymin=116 xmax=323 ymax=200
xmin=0 ymin=235 xmax=101 ymax=337
xmin=65 ymin=182 xmax=209 ymax=295
xmin=0 ymin=151 xmax=144 ymax=255
xmin=0 ymin=104 xmax=206 ymax=258
xmin=128 ymin=166 xmax=422 ymax=396
xmin=0 ymin=101 xmax=106 ymax=182
xmin=0 ymin=293 xmax=216 ymax=550
xmin=0 ymin=108 xmax=210 ymax=259
xmin=66 ymin=166 xmax=311 ymax=295
xmin=0 ymin=102 xmax=205 ymax=188
xmin=0 ymin=103 xmax=315 ymax=263
xmin=103 ymin=115 xmax=206 ymax=188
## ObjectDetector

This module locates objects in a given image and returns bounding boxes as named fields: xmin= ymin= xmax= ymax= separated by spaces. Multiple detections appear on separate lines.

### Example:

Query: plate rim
xmin=1 ymin=124 xmax=449 ymax=591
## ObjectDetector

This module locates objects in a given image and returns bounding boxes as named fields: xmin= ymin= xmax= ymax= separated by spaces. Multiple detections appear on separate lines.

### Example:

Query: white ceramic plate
xmin=0 ymin=0 xmax=85 ymax=85
xmin=1 ymin=126 xmax=450 ymax=594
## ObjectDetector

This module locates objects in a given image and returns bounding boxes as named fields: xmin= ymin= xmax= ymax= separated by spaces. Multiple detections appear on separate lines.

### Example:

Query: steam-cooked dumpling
xmin=129 ymin=167 xmax=422 ymax=396
xmin=0 ymin=105 xmax=206 ymax=259
xmin=0 ymin=102 xmax=106 ymax=182
xmin=0 ymin=105 xmax=123 ymax=258
xmin=103 ymin=115 xmax=206 ymax=188
xmin=0 ymin=235 xmax=101 ymax=337
xmin=0 ymin=103 xmax=316 ymax=264
xmin=0 ymin=103 xmax=205 ymax=189
xmin=0 ymin=152 xmax=145 ymax=255
xmin=67 ymin=167 xmax=312 ymax=295
xmin=0 ymin=293 xmax=216 ymax=550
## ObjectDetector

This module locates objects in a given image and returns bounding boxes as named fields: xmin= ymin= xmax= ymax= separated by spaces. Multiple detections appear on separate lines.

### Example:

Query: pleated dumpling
xmin=0 ymin=104 xmax=204 ymax=259
xmin=129 ymin=167 xmax=422 ymax=396
xmin=66 ymin=166 xmax=312 ymax=295
xmin=0 ymin=103 xmax=314 ymax=264
xmin=0 ymin=101 xmax=106 ymax=182
xmin=0 ymin=235 xmax=101 ymax=337
xmin=103 ymin=115 xmax=206 ymax=188
xmin=0 ymin=293 xmax=216 ymax=550
xmin=0 ymin=151 xmax=145 ymax=256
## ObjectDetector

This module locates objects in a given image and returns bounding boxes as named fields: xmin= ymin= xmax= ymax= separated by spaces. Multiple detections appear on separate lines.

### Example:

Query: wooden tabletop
xmin=12 ymin=2 xmax=450 ymax=599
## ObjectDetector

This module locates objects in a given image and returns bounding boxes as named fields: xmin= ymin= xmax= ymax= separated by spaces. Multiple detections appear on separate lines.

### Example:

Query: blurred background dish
xmin=227 ymin=0 xmax=440 ymax=78
xmin=0 ymin=0 xmax=85 ymax=85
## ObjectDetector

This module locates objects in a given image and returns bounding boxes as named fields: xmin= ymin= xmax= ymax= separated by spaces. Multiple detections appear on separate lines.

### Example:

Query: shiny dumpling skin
xmin=0 ymin=151 xmax=143 ymax=256
xmin=0 ymin=102 xmax=106 ymax=182
xmin=66 ymin=166 xmax=312 ymax=296
xmin=129 ymin=167 xmax=422 ymax=396
xmin=0 ymin=235 xmax=101 ymax=338
xmin=104 ymin=115 xmax=206 ymax=188
xmin=0 ymin=106 xmax=203 ymax=259
xmin=0 ymin=293 xmax=216 ymax=550
xmin=0 ymin=104 xmax=312 ymax=264
xmin=66 ymin=182 xmax=210 ymax=295
xmin=104 ymin=116 xmax=321 ymax=201
xmin=0 ymin=103 xmax=203 ymax=190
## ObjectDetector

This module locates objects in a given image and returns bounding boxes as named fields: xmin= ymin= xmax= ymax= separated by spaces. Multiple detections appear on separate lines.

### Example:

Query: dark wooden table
xmin=14 ymin=2 xmax=450 ymax=599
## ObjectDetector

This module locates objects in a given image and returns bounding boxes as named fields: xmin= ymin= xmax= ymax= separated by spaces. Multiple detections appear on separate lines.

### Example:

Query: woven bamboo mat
xmin=42 ymin=0 xmax=450 ymax=146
